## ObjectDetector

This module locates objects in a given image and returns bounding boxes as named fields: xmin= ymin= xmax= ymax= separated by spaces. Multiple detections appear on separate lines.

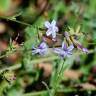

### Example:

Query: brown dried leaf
xmin=0 ymin=41 xmax=8 ymax=51
xmin=36 ymin=0 xmax=48 ymax=12
xmin=81 ymin=83 xmax=96 ymax=90
xmin=64 ymin=70 xmax=82 ymax=80
xmin=37 ymin=63 xmax=52 ymax=77
xmin=0 ymin=22 xmax=6 ymax=34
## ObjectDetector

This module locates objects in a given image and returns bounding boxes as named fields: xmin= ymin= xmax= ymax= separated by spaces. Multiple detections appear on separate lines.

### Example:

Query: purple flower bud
xmin=82 ymin=48 xmax=89 ymax=53
xmin=77 ymin=44 xmax=88 ymax=53
xmin=32 ymin=42 xmax=48 ymax=55
xmin=44 ymin=20 xmax=59 ymax=39
xmin=54 ymin=42 xmax=74 ymax=58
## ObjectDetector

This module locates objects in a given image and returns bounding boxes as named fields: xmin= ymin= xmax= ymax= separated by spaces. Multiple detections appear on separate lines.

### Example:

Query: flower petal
xmin=62 ymin=42 xmax=67 ymax=50
xmin=67 ymin=51 xmax=72 ymax=55
xmin=52 ymin=38 xmax=57 ymax=42
xmin=82 ymin=48 xmax=89 ymax=53
xmin=77 ymin=44 xmax=88 ymax=53
xmin=55 ymin=26 xmax=59 ymax=32
xmin=32 ymin=46 xmax=36 ymax=50
xmin=66 ymin=54 xmax=71 ymax=57
xmin=44 ymin=21 xmax=51 ymax=28
xmin=39 ymin=48 xmax=47 ymax=55
xmin=77 ymin=44 xmax=83 ymax=49
xmin=52 ymin=31 xmax=56 ymax=38
xmin=54 ymin=48 xmax=66 ymax=58
xmin=46 ymin=30 xmax=52 ymax=36
xmin=67 ymin=45 xmax=74 ymax=51
xmin=39 ymin=42 xmax=48 ymax=49
xmin=53 ymin=48 xmax=63 ymax=54
xmin=32 ymin=49 xmax=40 ymax=55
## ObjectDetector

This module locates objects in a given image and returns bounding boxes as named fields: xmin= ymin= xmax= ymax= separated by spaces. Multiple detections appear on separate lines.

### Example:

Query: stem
xmin=51 ymin=59 xmax=65 ymax=96
xmin=23 ymin=88 xmax=96 ymax=96
xmin=0 ymin=49 xmax=95 ymax=74
xmin=0 ymin=46 xmax=94 ymax=59
xmin=57 ymin=59 xmax=65 ymax=79
xmin=23 ymin=90 xmax=48 ymax=96
xmin=87 ymin=43 xmax=96 ymax=45
xmin=42 ymin=81 xmax=51 ymax=96
xmin=0 ymin=47 xmax=24 ymax=59
xmin=0 ymin=56 xmax=59 ymax=74
xmin=0 ymin=16 xmax=31 ymax=26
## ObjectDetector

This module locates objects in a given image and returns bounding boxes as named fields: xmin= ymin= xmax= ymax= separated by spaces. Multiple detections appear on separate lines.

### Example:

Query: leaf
xmin=68 ymin=27 xmax=75 ymax=35
xmin=24 ymin=26 xmax=39 ymax=49
xmin=64 ymin=70 xmax=82 ymax=80
xmin=37 ymin=63 xmax=52 ymax=77
xmin=8 ymin=12 xmax=22 ymax=20
xmin=0 ymin=0 xmax=10 ymax=12
xmin=76 ymin=25 xmax=81 ymax=33
xmin=80 ymin=83 xmax=96 ymax=90
xmin=88 ymin=0 xmax=96 ymax=16
xmin=7 ymin=88 xmax=23 ymax=96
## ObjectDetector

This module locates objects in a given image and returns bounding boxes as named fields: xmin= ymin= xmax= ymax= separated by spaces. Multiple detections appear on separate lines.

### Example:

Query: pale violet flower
xmin=54 ymin=42 xmax=74 ymax=58
xmin=82 ymin=48 xmax=89 ymax=53
xmin=32 ymin=42 xmax=48 ymax=55
xmin=64 ymin=31 xmax=70 ymax=38
xmin=77 ymin=44 xmax=89 ymax=53
xmin=44 ymin=20 xmax=59 ymax=40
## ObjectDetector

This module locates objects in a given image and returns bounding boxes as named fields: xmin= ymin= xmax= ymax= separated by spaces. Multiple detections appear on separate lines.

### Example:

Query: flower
xmin=54 ymin=42 xmax=74 ymax=58
xmin=64 ymin=31 xmax=70 ymax=38
xmin=64 ymin=31 xmax=89 ymax=53
xmin=32 ymin=42 xmax=48 ymax=55
xmin=77 ymin=44 xmax=89 ymax=53
xmin=44 ymin=20 xmax=59 ymax=40
xmin=82 ymin=48 xmax=89 ymax=53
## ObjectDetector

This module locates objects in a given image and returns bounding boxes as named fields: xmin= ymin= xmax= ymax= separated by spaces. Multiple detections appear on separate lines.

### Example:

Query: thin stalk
xmin=42 ymin=81 xmax=51 ymax=96
xmin=0 ymin=16 xmax=31 ymax=26
xmin=0 ymin=49 xmax=95 ymax=74
xmin=51 ymin=59 xmax=65 ymax=96
xmin=23 ymin=90 xmax=48 ymax=96
xmin=0 ymin=55 xmax=59 ymax=74
xmin=23 ymin=88 xmax=96 ymax=96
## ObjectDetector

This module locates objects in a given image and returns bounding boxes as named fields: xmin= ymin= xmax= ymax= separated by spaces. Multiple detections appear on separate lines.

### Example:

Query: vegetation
xmin=0 ymin=0 xmax=96 ymax=96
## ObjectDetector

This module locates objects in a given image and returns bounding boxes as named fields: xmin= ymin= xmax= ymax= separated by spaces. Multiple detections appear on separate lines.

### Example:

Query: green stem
xmin=0 ymin=56 xmax=59 ymax=74
xmin=0 ymin=49 xmax=95 ymax=74
xmin=0 ymin=47 xmax=94 ymax=60
xmin=0 ymin=16 xmax=31 ymax=26
xmin=57 ymin=59 xmax=65 ymax=79
xmin=51 ymin=59 xmax=65 ymax=96
xmin=42 ymin=81 xmax=51 ymax=96
xmin=23 ymin=88 xmax=96 ymax=96
xmin=23 ymin=90 xmax=48 ymax=96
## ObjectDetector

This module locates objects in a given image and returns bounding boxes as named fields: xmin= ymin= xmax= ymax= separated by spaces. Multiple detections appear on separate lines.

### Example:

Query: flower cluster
xmin=32 ymin=20 xmax=88 ymax=58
